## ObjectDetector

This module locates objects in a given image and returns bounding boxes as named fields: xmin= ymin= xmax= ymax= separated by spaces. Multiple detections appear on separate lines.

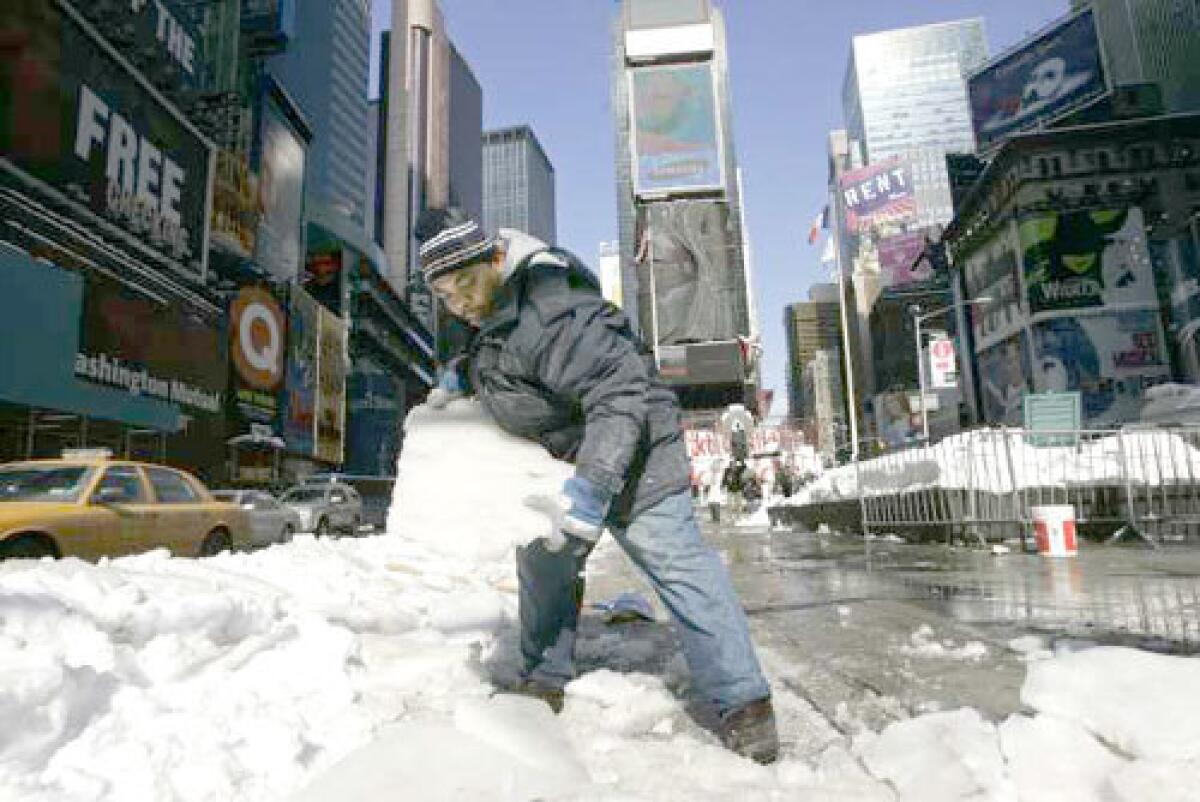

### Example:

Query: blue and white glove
xmin=427 ymin=357 xmax=468 ymax=410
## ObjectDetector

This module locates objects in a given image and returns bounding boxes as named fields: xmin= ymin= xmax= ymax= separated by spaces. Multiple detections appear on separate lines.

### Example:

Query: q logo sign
xmin=231 ymin=287 xmax=285 ymax=391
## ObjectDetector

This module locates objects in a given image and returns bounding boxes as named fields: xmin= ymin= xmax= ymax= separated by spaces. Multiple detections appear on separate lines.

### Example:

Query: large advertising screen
xmin=229 ymin=285 xmax=286 ymax=430
xmin=283 ymin=288 xmax=318 ymax=455
xmin=969 ymin=10 xmax=1107 ymax=153
xmin=315 ymin=306 xmax=347 ymax=465
xmin=629 ymin=63 xmax=725 ymax=197
xmin=1031 ymin=310 xmax=1170 ymax=425
xmin=839 ymin=161 xmax=916 ymax=234
xmin=1021 ymin=208 xmax=1157 ymax=315
xmin=636 ymin=200 xmax=745 ymax=346
xmin=1 ymin=1 xmax=213 ymax=276
xmin=254 ymin=92 xmax=306 ymax=280
xmin=878 ymin=231 xmax=932 ymax=289
xmin=75 ymin=275 xmax=225 ymax=417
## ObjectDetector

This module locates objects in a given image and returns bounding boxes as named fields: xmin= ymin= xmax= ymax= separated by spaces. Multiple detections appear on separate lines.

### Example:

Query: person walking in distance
xmin=417 ymin=207 xmax=778 ymax=764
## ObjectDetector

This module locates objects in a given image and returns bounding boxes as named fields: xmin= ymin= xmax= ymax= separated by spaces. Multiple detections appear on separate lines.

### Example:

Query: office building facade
xmin=784 ymin=291 xmax=845 ymax=421
xmin=482 ymin=126 xmax=557 ymax=245
xmin=612 ymin=0 xmax=758 ymax=415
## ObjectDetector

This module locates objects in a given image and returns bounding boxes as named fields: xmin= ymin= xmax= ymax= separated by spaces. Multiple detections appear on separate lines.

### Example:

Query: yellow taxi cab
xmin=0 ymin=450 xmax=249 ymax=561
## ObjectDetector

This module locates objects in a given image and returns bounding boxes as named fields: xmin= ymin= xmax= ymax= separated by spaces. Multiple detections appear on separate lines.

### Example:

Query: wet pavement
xmin=582 ymin=509 xmax=1200 ymax=745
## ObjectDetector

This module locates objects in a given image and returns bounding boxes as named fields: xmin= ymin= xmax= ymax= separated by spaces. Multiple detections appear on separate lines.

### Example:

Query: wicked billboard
xmin=969 ymin=10 xmax=1107 ymax=153
xmin=1020 ymin=208 xmax=1157 ymax=315
xmin=75 ymin=274 xmax=225 ymax=417
xmin=0 ymin=1 xmax=213 ymax=276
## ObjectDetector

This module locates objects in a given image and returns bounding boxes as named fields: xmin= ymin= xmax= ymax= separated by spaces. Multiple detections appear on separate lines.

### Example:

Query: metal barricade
xmin=844 ymin=425 xmax=1200 ymax=546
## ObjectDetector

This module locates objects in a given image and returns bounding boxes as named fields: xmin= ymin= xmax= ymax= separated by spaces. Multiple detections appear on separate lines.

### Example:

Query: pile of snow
xmin=1140 ymin=383 xmax=1200 ymax=426
xmin=784 ymin=428 xmax=1200 ymax=505
xmin=3 ymin=400 xmax=1200 ymax=800
xmin=900 ymin=625 xmax=988 ymax=661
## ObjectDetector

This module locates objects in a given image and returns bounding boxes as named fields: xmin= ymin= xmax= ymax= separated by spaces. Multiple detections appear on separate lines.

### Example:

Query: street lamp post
xmin=910 ymin=297 xmax=992 ymax=442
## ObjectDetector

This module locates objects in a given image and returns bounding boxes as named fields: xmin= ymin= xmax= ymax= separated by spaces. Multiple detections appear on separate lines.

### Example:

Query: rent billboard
xmin=1 ymin=1 xmax=213 ymax=276
xmin=1020 ymin=208 xmax=1157 ymax=315
xmin=839 ymin=161 xmax=916 ymax=234
xmin=969 ymin=10 xmax=1107 ymax=153
xmin=629 ymin=63 xmax=725 ymax=197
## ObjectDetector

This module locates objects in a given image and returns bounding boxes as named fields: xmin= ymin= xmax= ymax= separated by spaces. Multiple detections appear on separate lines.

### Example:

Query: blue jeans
xmin=516 ymin=490 xmax=770 ymax=712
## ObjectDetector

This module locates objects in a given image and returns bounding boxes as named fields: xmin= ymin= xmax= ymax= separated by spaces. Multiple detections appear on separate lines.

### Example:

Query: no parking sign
xmin=928 ymin=337 xmax=957 ymax=389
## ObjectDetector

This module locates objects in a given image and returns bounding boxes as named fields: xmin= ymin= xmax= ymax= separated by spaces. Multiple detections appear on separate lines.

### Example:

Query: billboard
xmin=964 ymin=229 xmax=1023 ymax=348
xmin=629 ymin=63 xmax=725 ymax=197
xmin=977 ymin=333 xmax=1033 ymax=426
xmin=878 ymin=231 xmax=932 ymax=289
xmin=283 ymin=288 xmax=318 ymax=455
xmin=874 ymin=391 xmax=921 ymax=448
xmin=254 ymin=91 xmax=306 ymax=280
xmin=229 ymin=285 xmax=286 ymax=428
xmin=636 ymin=201 xmax=745 ymax=346
xmin=1021 ymin=208 xmax=1157 ymax=315
xmin=315 ymin=306 xmax=348 ymax=465
xmin=75 ymin=275 xmax=225 ymax=417
xmin=1 ymin=1 xmax=213 ymax=275
xmin=969 ymin=10 xmax=1107 ymax=153
xmin=1031 ymin=311 xmax=1170 ymax=425
xmin=839 ymin=161 xmax=916 ymax=233
xmin=345 ymin=368 xmax=401 ymax=477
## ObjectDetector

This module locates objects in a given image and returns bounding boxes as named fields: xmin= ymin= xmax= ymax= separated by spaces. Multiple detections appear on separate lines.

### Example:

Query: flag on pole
xmin=807 ymin=206 xmax=828 ymax=245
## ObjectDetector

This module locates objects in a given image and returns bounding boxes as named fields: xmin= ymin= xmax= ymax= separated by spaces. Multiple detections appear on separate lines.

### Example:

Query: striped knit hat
xmin=415 ymin=207 xmax=498 ymax=282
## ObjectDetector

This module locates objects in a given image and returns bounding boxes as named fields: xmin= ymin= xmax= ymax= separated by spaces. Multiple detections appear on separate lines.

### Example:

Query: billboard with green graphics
xmin=1020 ymin=208 xmax=1157 ymax=315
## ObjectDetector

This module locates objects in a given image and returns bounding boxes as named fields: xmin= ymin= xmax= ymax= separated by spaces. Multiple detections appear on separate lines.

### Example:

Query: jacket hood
xmin=498 ymin=228 xmax=565 ymax=279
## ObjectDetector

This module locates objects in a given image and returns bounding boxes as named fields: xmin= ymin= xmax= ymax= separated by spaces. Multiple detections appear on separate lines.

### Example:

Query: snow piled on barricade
xmin=787 ymin=428 xmax=1200 ymax=505
xmin=3 ymin=400 xmax=1200 ymax=800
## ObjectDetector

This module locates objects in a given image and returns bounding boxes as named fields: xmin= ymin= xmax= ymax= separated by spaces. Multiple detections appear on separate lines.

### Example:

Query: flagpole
xmin=828 ymin=198 xmax=860 ymax=463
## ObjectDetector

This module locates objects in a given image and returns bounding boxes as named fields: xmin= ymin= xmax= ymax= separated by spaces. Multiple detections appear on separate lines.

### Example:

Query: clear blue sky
xmin=369 ymin=0 xmax=1068 ymax=414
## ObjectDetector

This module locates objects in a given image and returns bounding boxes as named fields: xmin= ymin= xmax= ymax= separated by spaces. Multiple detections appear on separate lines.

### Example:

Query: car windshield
xmin=0 ymin=465 xmax=93 ymax=503
xmin=283 ymin=487 xmax=326 ymax=502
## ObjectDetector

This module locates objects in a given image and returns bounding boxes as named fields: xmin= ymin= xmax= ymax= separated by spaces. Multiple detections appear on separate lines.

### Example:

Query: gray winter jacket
xmin=466 ymin=231 xmax=690 ymax=524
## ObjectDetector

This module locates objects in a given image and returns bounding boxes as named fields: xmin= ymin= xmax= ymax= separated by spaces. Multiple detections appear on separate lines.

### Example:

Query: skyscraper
xmin=482 ymin=126 xmax=557 ymax=246
xmin=449 ymin=44 xmax=484 ymax=225
xmin=843 ymin=20 xmax=988 ymax=228
xmin=612 ymin=0 xmax=758 ymax=415
xmin=268 ymin=0 xmax=371 ymax=226
xmin=1073 ymin=0 xmax=1200 ymax=113
xmin=783 ymin=289 xmax=845 ymax=421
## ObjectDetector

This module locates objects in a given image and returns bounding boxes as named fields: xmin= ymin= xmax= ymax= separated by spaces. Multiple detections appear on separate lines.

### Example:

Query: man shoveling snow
xmin=413 ymin=207 xmax=778 ymax=764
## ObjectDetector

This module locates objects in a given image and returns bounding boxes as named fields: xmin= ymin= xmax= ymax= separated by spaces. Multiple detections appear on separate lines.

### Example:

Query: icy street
xmin=2 ymin=402 xmax=1200 ymax=801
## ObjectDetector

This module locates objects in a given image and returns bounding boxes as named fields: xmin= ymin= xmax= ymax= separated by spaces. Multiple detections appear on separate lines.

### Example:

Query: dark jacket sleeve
xmin=521 ymin=270 xmax=649 ymax=496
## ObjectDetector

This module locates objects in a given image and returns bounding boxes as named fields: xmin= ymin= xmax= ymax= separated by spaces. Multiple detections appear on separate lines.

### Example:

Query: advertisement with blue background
xmin=345 ymin=365 xmax=401 ymax=477
xmin=969 ymin=10 xmax=1107 ymax=153
xmin=630 ymin=63 xmax=724 ymax=197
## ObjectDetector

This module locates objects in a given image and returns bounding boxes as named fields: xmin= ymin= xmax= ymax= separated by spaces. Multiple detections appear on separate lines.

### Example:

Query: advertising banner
xmin=928 ymin=337 xmax=958 ymax=390
xmin=315 ymin=306 xmax=347 ymax=465
xmin=1021 ymin=208 xmax=1157 ymax=315
xmin=1 ymin=1 xmax=213 ymax=275
xmin=965 ymin=229 xmax=1024 ymax=349
xmin=209 ymin=149 xmax=260 ymax=258
xmin=75 ymin=275 xmax=225 ymax=417
xmin=1031 ymin=310 xmax=1170 ymax=425
xmin=77 ymin=0 xmax=203 ymax=89
xmin=978 ymin=332 xmax=1033 ymax=426
xmin=878 ymin=231 xmax=932 ymax=289
xmin=303 ymin=237 xmax=345 ymax=315
xmin=636 ymin=201 xmax=744 ymax=345
xmin=283 ymin=288 xmax=318 ymax=455
xmin=629 ymin=63 xmax=724 ymax=197
xmin=254 ymin=92 xmax=306 ymax=280
xmin=874 ymin=391 xmax=921 ymax=448
xmin=969 ymin=10 xmax=1107 ymax=153
xmin=345 ymin=368 xmax=401 ymax=477
xmin=839 ymin=161 xmax=916 ymax=234
xmin=229 ymin=285 xmax=286 ymax=428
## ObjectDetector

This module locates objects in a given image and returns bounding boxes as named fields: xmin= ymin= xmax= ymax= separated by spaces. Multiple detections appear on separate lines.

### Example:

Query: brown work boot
xmin=496 ymin=679 xmax=565 ymax=714
xmin=718 ymin=697 xmax=779 ymax=764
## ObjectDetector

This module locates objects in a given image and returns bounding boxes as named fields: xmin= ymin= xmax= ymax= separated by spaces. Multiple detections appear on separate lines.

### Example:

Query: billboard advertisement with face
xmin=254 ymin=92 xmax=306 ymax=280
xmin=839 ymin=161 xmax=917 ymax=234
xmin=1 ymin=1 xmax=213 ymax=275
xmin=1021 ymin=208 xmax=1156 ymax=315
xmin=636 ymin=201 xmax=746 ymax=346
xmin=978 ymin=332 xmax=1033 ymax=426
xmin=969 ymin=10 xmax=1107 ymax=153
xmin=1031 ymin=311 xmax=1170 ymax=425
xmin=629 ymin=63 xmax=724 ymax=197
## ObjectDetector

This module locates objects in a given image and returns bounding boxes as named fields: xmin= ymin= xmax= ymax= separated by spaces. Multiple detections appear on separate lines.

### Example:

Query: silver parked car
xmin=280 ymin=482 xmax=363 ymax=537
xmin=212 ymin=490 xmax=302 ymax=547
